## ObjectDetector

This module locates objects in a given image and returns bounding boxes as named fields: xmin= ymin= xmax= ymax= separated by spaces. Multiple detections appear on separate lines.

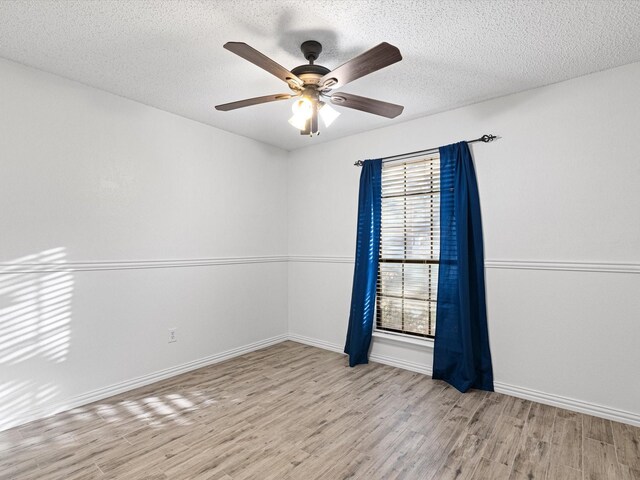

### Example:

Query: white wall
xmin=2 ymin=55 xmax=639 ymax=431
xmin=287 ymin=61 xmax=640 ymax=424
xmin=0 ymin=58 xmax=289 ymax=430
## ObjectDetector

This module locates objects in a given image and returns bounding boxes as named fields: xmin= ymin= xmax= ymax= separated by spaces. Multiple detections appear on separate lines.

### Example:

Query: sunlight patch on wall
xmin=0 ymin=248 xmax=73 ymax=431
xmin=0 ymin=248 xmax=73 ymax=364
xmin=0 ymin=380 xmax=60 ymax=432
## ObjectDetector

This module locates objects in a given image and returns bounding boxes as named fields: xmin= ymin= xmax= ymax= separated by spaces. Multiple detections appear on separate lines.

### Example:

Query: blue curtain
xmin=344 ymin=159 xmax=382 ymax=367
xmin=433 ymin=142 xmax=494 ymax=392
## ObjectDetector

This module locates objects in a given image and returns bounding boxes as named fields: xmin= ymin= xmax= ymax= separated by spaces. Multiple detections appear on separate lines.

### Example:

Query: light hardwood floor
xmin=1 ymin=341 xmax=639 ymax=479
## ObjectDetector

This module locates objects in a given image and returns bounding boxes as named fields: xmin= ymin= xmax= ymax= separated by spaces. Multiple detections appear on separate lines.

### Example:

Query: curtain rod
xmin=353 ymin=134 xmax=498 ymax=166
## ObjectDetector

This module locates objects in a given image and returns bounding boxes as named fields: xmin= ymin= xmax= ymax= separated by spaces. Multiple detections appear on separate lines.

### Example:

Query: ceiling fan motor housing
xmin=289 ymin=41 xmax=332 ymax=89
xmin=291 ymin=63 xmax=330 ymax=86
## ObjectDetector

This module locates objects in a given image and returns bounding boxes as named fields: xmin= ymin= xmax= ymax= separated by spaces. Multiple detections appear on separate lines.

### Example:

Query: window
xmin=376 ymin=155 xmax=440 ymax=338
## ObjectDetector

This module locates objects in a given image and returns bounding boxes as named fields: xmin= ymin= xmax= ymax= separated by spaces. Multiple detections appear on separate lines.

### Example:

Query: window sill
xmin=372 ymin=330 xmax=435 ymax=348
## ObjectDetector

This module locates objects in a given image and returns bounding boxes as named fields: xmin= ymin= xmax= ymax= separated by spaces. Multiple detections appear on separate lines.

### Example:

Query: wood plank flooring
xmin=1 ymin=341 xmax=639 ymax=479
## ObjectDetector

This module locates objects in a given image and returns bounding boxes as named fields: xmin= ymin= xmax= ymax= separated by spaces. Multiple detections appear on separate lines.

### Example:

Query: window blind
xmin=376 ymin=155 xmax=440 ymax=338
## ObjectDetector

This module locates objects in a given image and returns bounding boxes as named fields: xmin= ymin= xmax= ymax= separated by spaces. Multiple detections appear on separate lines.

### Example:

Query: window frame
xmin=374 ymin=154 xmax=440 ymax=340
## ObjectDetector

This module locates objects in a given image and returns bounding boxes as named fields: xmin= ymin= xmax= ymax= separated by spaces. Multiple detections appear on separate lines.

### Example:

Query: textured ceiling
xmin=1 ymin=1 xmax=640 ymax=151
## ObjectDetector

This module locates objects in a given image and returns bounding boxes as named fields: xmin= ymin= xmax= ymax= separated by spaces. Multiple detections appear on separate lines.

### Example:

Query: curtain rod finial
xmin=480 ymin=134 xmax=496 ymax=143
xmin=354 ymin=160 xmax=364 ymax=166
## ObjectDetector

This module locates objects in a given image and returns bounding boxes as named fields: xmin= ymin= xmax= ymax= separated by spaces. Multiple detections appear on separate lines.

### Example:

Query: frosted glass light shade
xmin=288 ymin=113 xmax=308 ymax=130
xmin=291 ymin=98 xmax=313 ymax=119
xmin=319 ymin=103 xmax=340 ymax=127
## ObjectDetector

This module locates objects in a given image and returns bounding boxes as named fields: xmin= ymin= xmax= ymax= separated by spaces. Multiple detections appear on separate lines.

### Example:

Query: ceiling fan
xmin=215 ymin=40 xmax=404 ymax=136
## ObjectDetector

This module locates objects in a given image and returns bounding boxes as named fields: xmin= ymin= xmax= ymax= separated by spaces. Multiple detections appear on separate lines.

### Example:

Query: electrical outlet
xmin=168 ymin=328 xmax=177 ymax=343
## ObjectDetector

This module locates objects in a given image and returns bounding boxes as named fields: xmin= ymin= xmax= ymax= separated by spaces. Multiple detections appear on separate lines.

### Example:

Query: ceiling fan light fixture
xmin=288 ymin=113 xmax=308 ymax=131
xmin=319 ymin=102 xmax=340 ymax=127
xmin=291 ymin=97 xmax=313 ymax=119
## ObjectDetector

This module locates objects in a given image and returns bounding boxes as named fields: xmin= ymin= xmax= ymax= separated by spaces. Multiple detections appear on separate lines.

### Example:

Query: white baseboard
xmin=288 ymin=332 xmax=433 ymax=376
xmin=287 ymin=333 xmax=344 ymax=353
xmin=286 ymin=333 xmax=640 ymax=427
xmin=5 ymin=332 xmax=638 ymax=431
xmin=493 ymin=381 xmax=640 ymax=427
xmin=368 ymin=352 xmax=433 ymax=376
xmin=0 ymin=334 xmax=287 ymax=432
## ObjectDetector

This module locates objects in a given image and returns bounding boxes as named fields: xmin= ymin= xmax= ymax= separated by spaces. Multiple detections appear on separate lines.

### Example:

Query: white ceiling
xmin=1 ymin=1 xmax=639 ymax=151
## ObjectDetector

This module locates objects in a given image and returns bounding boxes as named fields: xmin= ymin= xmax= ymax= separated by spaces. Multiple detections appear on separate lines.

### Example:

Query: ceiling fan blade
xmin=224 ymin=42 xmax=303 ymax=87
xmin=319 ymin=42 xmax=402 ymax=90
xmin=330 ymin=92 xmax=404 ymax=118
xmin=215 ymin=93 xmax=295 ymax=111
